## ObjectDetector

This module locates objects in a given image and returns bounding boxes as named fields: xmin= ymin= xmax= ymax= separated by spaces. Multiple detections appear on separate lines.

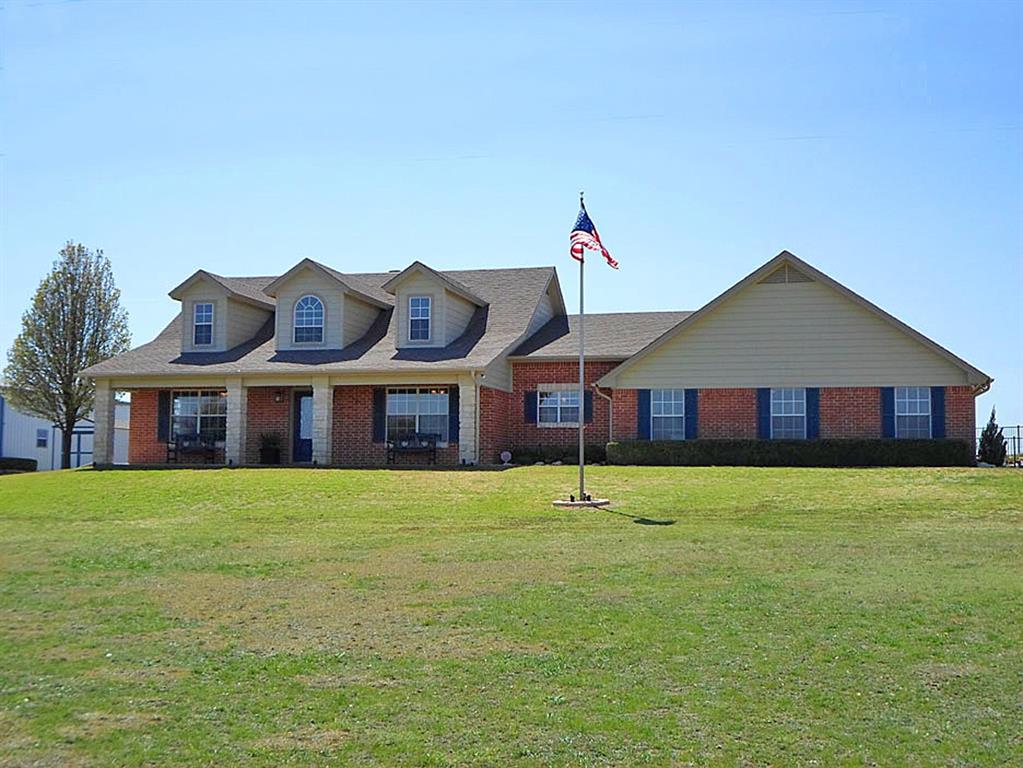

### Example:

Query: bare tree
xmin=3 ymin=242 xmax=131 ymax=468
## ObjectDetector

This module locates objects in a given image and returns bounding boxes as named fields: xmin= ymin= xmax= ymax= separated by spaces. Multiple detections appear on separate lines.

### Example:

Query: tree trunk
xmin=61 ymin=426 xmax=74 ymax=470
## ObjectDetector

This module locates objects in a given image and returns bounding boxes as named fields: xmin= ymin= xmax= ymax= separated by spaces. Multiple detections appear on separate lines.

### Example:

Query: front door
xmin=293 ymin=392 xmax=313 ymax=463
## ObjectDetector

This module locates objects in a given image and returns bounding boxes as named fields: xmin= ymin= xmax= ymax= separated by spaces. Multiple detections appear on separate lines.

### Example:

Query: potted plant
xmin=258 ymin=432 xmax=282 ymax=465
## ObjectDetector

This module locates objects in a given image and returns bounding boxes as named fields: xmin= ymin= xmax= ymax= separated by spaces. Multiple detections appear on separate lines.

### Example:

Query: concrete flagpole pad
xmin=552 ymin=498 xmax=611 ymax=508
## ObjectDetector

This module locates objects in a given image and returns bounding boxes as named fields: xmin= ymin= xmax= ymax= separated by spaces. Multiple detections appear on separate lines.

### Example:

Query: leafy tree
xmin=3 ymin=243 xmax=131 ymax=468
xmin=977 ymin=407 xmax=1007 ymax=466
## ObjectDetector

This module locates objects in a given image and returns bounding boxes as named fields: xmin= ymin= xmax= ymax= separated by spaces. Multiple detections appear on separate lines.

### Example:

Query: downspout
xmin=0 ymin=394 xmax=5 ymax=458
xmin=592 ymin=384 xmax=613 ymax=443
xmin=473 ymin=370 xmax=483 ymax=466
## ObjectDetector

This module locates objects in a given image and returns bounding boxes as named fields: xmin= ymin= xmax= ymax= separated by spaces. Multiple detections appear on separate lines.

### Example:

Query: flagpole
xmin=578 ymin=193 xmax=586 ymax=501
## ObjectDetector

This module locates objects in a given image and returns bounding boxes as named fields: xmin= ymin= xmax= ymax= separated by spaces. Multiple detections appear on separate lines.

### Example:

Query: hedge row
xmin=606 ymin=439 xmax=975 ymax=467
xmin=0 ymin=457 xmax=38 ymax=472
xmin=511 ymin=444 xmax=608 ymax=465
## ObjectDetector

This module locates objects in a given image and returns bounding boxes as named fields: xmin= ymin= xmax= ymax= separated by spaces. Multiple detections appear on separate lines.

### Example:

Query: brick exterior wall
xmin=127 ymin=389 xmax=166 ymax=463
xmin=331 ymin=385 xmax=460 ymax=467
xmin=945 ymin=385 xmax=975 ymax=441
xmin=500 ymin=361 xmax=621 ymax=457
xmin=610 ymin=387 xmax=638 ymax=442
xmin=479 ymin=386 xmax=515 ymax=465
xmin=697 ymin=388 xmax=759 ymax=439
xmin=820 ymin=387 xmax=881 ymax=439
xmin=246 ymin=387 xmax=293 ymax=464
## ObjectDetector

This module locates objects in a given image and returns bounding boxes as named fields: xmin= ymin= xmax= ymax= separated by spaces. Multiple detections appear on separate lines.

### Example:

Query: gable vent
xmin=760 ymin=264 xmax=813 ymax=284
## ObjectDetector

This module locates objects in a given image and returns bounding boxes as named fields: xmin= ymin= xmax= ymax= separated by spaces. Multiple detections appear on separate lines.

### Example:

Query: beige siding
xmin=444 ymin=290 xmax=475 ymax=344
xmin=483 ymin=356 xmax=513 ymax=391
xmin=225 ymin=298 xmax=272 ymax=350
xmin=274 ymin=267 xmax=344 ymax=351
xmin=394 ymin=272 xmax=445 ymax=349
xmin=179 ymin=283 xmax=228 ymax=353
xmin=342 ymin=295 xmax=381 ymax=347
xmin=525 ymin=283 xmax=557 ymax=337
xmin=615 ymin=279 xmax=970 ymax=388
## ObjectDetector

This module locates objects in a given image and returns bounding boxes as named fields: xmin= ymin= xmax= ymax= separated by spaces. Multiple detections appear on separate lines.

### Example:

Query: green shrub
xmin=510 ymin=444 xmax=607 ymax=465
xmin=606 ymin=439 xmax=974 ymax=467
xmin=0 ymin=457 xmax=38 ymax=473
xmin=977 ymin=408 xmax=1007 ymax=466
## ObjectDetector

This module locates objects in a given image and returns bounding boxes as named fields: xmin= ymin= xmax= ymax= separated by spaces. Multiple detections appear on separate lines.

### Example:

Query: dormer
xmin=382 ymin=262 xmax=488 ymax=349
xmin=169 ymin=270 xmax=274 ymax=354
xmin=262 ymin=259 xmax=390 ymax=351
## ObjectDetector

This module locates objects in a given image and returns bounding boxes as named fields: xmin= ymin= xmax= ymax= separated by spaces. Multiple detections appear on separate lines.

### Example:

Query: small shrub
xmin=0 ymin=457 xmax=38 ymax=473
xmin=977 ymin=408 xmax=1007 ymax=466
xmin=606 ymin=439 xmax=974 ymax=467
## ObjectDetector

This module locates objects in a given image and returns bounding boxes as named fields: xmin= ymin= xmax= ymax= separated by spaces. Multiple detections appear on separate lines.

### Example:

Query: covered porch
xmin=91 ymin=373 xmax=484 ymax=468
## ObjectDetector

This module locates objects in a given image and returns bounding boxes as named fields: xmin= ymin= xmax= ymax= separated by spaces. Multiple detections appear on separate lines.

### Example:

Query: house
xmin=0 ymin=393 xmax=129 ymax=469
xmin=80 ymin=251 xmax=991 ymax=467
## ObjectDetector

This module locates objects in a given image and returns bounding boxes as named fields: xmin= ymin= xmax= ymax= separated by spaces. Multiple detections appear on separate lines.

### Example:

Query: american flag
xmin=570 ymin=200 xmax=618 ymax=269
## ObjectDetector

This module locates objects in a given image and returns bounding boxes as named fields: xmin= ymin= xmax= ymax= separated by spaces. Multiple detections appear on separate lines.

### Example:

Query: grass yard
xmin=0 ymin=466 xmax=1020 ymax=766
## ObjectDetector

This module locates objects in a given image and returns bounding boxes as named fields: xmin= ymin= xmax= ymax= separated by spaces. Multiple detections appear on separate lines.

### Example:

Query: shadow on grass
xmin=602 ymin=507 xmax=676 ymax=526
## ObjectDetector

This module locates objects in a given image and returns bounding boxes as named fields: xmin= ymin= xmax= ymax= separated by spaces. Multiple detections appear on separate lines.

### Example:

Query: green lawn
xmin=0 ymin=467 xmax=1020 ymax=766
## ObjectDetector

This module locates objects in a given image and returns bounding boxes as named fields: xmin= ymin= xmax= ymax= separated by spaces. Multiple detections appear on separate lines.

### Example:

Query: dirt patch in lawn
xmin=251 ymin=725 xmax=350 ymax=751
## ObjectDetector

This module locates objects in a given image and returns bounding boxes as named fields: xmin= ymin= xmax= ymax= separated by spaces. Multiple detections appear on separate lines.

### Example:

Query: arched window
xmin=293 ymin=295 xmax=324 ymax=343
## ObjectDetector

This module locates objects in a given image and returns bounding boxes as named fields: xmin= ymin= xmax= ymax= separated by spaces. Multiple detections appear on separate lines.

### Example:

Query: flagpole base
xmin=552 ymin=498 xmax=611 ymax=509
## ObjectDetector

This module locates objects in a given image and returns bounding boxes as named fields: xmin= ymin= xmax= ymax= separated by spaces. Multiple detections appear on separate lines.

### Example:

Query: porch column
xmin=225 ymin=377 xmax=247 ymax=465
xmin=92 ymin=379 xmax=116 ymax=466
xmin=458 ymin=376 xmax=478 ymax=465
xmin=312 ymin=376 xmax=334 ymax=465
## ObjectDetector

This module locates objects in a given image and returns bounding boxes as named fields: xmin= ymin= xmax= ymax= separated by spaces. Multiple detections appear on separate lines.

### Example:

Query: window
xmin=171 ymin=390 xmax=227 ymax=441
xmin=193 ymin=303 xmax=214 ymax=346
xmin=409 ymin=296 xmax=431 ymax=341
xmin=651 ymin=389 xmax=685 ymax=440
xmin=895 ymin=386 xmax=931 ymax=438
xmin=294 ymin=295 xmax=324 ymax=343
xmin=387 ymin=387 xmax=449 ymax=442
xmin=537 ymin=389 xmax=580 ymax=426
xmin=771 ymin=388 xmax=806 ymax=439
xmin=36 ymin=428 xmax=48 ymax=448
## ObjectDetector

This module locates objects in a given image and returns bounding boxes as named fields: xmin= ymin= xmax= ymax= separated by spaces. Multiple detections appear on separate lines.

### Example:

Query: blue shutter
xmin=757 ymin=388 xmax=771 ymax=439
xmin=372 ymin=388 xmax=386 ymax=443
xmin=684 ymin=389 xmax=698 ymax=439
xmin=806 ymin=387 xmax=820 ymax=439
xmin=448 ymin=386 xmax=460 ymax=443
xmin=930 ymin=386 xmax=945 ymax=439
xmin=157 ymin=391 xmax=170 ymax=442
xmin=881 ymin=387 xmax=895 ymax=438
xmin=584 ymin=391 xmax=593 ymax=423
xmin=637 ymin=390 xmax=651 ymax=440
xmin=524 ymin=391 xmax=538 ymax=424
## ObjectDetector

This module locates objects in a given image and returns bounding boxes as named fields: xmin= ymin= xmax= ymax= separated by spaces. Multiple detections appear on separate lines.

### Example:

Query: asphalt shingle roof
xmin=82 ymin=267 xmax=558 ymax=378
xmin=511 ymin=311 xmax=693 ymax=359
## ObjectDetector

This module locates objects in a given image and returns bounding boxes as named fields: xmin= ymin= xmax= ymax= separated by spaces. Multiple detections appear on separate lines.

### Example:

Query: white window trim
xmin=385 ymin=386 xmax=450 ymax=447
xmin=293 ymin=294 xmax=325 ymax=345
xmin=170 ymin=390 xmax=228 ymax=442
xmin=193 ymin=302 xmax=214 ymax=347
xmin=770 ymin=387 xmax=807 ymax=440
xmin=650 ymin=388 xmax=686 ymax=441
xmin=408 ymin=295 xmax=432 ymax=343
xmin=536 ymin=385 xmax=582 ymax=428
xmin=894 ymin=386 xmax=932 ymax=439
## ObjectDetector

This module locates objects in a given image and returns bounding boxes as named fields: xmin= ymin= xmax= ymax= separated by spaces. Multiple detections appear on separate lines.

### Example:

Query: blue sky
xmin=2 ymin=0 xmax=1021 ymax=424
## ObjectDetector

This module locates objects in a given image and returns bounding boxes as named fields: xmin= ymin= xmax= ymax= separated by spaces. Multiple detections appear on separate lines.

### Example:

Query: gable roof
xmin=381 ymin=261 xmax=488 ymax=306
xmin=261 ymin=258 xmax=392 ymax=308
xmin=596 ymin=251 xmax=992 ymax=390
xmin=511 ymin=311 xmax=692 ymax=359
xmin=168 ymin=270 xmax=276 ymax=309
xmin=81 ymin=266 xmax=556 ymax=378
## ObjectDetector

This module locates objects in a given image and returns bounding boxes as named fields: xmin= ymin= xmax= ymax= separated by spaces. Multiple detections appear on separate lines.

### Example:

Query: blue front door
xmin=293 ymin=392 xmax=313 ymax=463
